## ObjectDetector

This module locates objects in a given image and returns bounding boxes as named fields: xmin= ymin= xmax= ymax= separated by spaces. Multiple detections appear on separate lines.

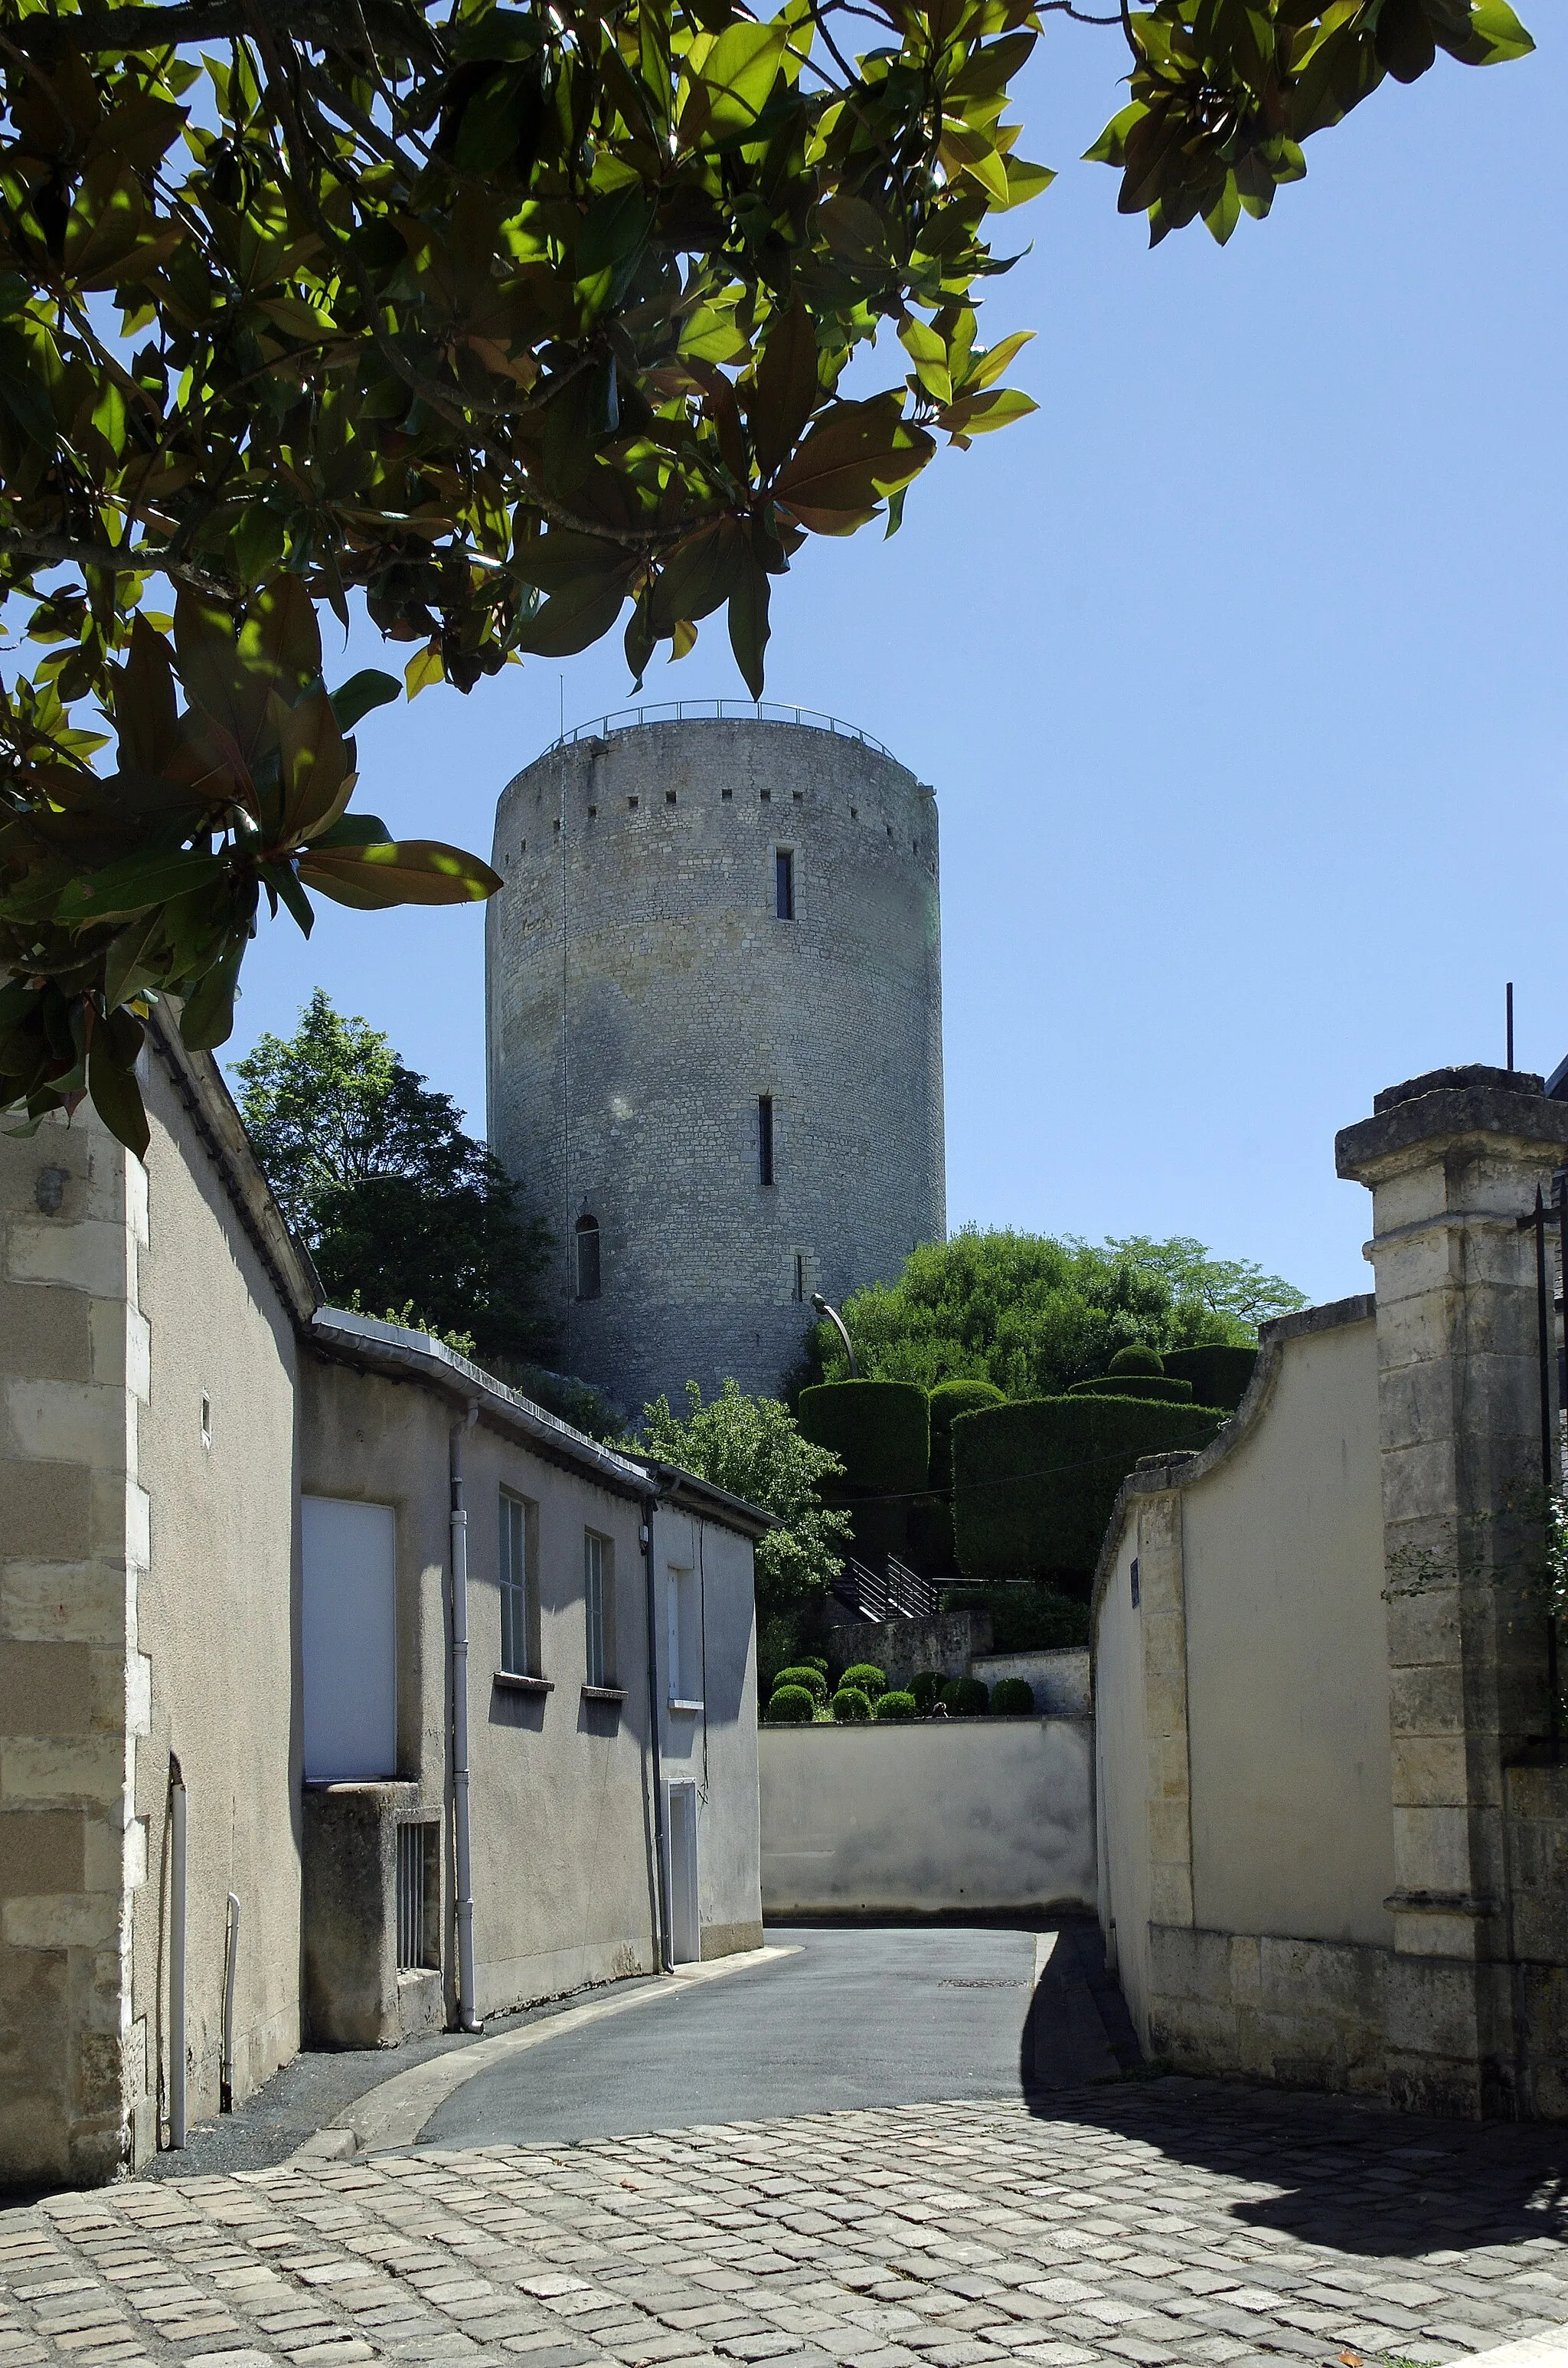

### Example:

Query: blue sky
xmin=227 ymin=11 xmax=1566 ymax=1310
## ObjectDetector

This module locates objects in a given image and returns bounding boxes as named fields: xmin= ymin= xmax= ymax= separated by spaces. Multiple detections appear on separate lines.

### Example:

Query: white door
xmin=667 ymin=1784 xmax=700 ymax=1964
xmin=302 ymin=1497 xmax=397 ymax=1780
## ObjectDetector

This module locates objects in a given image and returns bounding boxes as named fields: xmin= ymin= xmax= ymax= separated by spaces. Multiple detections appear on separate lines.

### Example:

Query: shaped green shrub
xmin=940 ymin=1676 xmax=989 ymax=1715
xmin=908 ymin=1492 xmax=956 ymax=1573
xmin=951 ymin=1395 xmax=1227 ymax=1581
xmin=766 ymin=1686 xmax=815 ymax=1723
xmin=937 ymin=1585 xmax=1090 ymax=1650
xmin=839 ymin=1662 xmax=887 ymax=1699
xmin=805 ymin=1656 xmax=828 ymax=1675
xmin=927 ymin=1377 xmax=1007 ymax=1489
xmin=1068 ymin=1373 xmax=1194 ymax=1402
xmin=831 ymin=1686 xmax=872 ymax=1722
xmin=1109 ymin=1344 xmax=1164 ymax=1377
xmin=774 ymin=1664 xmax=828 ymax=1702
xmin=797 ymin=1381 xmax=931 ymax=1495
xmin=1161 ymin=1346 xmax=1258 ymax=1411
xmin=874 ymin=1689 xmax=917 ymax=1720
xmin=911 ymin=1669 xmax=946 ymax=1712
xmin=991 ymin=1677 xmax=1036 ymax=1715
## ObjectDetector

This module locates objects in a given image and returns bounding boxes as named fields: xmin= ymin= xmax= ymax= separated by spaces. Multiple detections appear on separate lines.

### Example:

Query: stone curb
xmin=1443 ymin=2333 xmax=1568 ymax=2368
xmin=289 ymin=1943 xmax=800 ymax=2158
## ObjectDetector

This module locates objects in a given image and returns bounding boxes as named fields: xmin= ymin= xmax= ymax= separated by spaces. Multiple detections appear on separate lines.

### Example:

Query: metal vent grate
xmin=396 ymin=1823 xmax=433 ymax=1971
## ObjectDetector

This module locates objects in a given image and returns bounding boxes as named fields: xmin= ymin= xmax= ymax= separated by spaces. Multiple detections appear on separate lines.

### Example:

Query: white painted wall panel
xmin=302 ymin=1496 xmax=397 ymax=1780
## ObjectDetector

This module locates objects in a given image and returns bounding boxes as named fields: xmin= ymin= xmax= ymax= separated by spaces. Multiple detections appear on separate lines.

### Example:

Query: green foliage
xmin=1069 ymin=1373 xmax=1194 ymax=1402
xmin=774 ymin=1664 xmax=828 ymax=1703
xmin=1161 ymin=1346 xmax=1259 ymax=1411
xmin=839 ymin=1662 xmax=887 ymax=1699
xmin=940 ymin=1676 xmax=990 ymax=1715
xmin=1085 ymin=0 xmax=1530 ymax=250
xmin=635 ymin=1380 xmax=851 ymax=1679
xmin=939 ymin=1584 xmax=1091 ymax=1650
xmin=911 ymin=1670 xmax=946 ymax=1711
xmin=1110 ymin=1344 xmax=1164 ymax=1376
xmin=815 ymin=1229 xmax=1306 ymax=1400
xmin=831 ymin=1686 xmax=872 ymax=1723
xmin=765 ymin=1685 xmax=816 ymax=1724
xmin=234 ymin=990 xmax=550 ymax=1362
xmin=990 ymin=1676 xmax=1036 ymax=1715
xmin=874 ymin=1689 xmax=918 ymax=1720
xmin=928 ymin=1377 xmax=1007 ymax=1489
xmin=952 ymin=1397 xmax=1227 ymax=1580
xmin=797 ymin=1381 xmax=930 ymax=1495
xmin=0 ymin=0 xmax=1060 ymax=1150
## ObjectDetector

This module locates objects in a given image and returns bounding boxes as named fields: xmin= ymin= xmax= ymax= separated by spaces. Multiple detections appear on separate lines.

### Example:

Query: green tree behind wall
xmin=234 ymin=988 xmax=551 ymax=1362
xmin=635 ymin=1380 xmax=851 ymax=1679
xmin=815 ymin=1226 xmax=1306 ymax=1397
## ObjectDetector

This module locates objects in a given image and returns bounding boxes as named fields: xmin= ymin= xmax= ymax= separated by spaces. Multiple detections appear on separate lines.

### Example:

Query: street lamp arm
xmin=810 ymin=1294 xmax=858 ymax=1379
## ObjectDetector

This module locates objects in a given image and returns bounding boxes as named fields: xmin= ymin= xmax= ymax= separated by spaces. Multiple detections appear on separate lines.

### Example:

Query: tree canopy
xmin=234 ymin=985 xmax=551 ymax=1357
xmin=0 ymin=0 xmax=1532 ymax=1152
xmin=815 ymin=1225 xmax=1306 ymax=1396
xmin=635 ymin=1378 xmax=851 ymax=1672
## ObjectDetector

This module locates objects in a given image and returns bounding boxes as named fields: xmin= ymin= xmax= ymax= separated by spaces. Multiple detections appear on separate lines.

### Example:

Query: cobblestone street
xmin=4 ymin=2084 xmax=1566 ymax=2368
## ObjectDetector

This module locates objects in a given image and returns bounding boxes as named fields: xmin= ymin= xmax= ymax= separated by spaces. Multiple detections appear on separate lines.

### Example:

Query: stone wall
xmin=485 ymin=717 xmax=946 ymax=1410
xmin=821 ymin=1610 xmax=989 ymax=1691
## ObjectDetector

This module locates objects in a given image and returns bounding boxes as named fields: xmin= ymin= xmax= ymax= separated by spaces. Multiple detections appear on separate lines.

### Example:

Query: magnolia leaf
xmin=103 ymin=909 xmax=166 ymax=1010
xmin=727 ymin=558 xmax=771 ymax=698
xmin=328 ymin=671 xmax=401 ymax=731
xmin=272 ymin=686 xmax=348 ymax=843
xmin=115 ymin=615 xmax=179 ymax=774
xmin=514 ymin=568 xmax=633 ymax=656
xmin=87 ymin=1025 xmax=150 ymax=1158
xmin=179 ymin=932 xmax=247 ymax=1052
xmin=772 ymin=398 xmax=936 ymax=532
xmin=405 ymin=644 xmax=445 ymax=698
xmin=747 ymin=297 xmax=821 ymax=476
xmin=688 ymin=21 xmax=786 ymax=134
xmin=57 ymin=848 xmax=225 ymax=924
xmin=296 ymin=839 xmax=503 ymax=910
xmin=899 ymin=316 xmax=952 ymax=404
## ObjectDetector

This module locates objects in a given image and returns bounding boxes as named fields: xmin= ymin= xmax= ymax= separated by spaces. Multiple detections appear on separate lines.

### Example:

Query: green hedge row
xmin=1067 ymin=1373 xmax=1194 ymax=1403
xmin=951 ymin=1395 xmax=1227 ymax=1579
xmin=938 ymin=1583 xmax=1091 ymax=1650
xmin=1161 ymin=1345 xmax=1257 ymax=1411
xmin=927 ymin=1378 xmax=1006 ymax=1489
xmin=797 ymin=1381 xmax=930 ymax=1494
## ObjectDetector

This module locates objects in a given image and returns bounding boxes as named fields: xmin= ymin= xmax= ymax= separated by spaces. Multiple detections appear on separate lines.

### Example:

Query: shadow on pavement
xmin=1021 ymin=1918 xmax=1568 ymax=2262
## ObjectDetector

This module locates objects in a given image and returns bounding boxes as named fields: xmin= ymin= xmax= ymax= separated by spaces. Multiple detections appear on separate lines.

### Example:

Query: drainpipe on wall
xmin=168 ymin=1755 xmax=188 ymax=2147
xmin=220 ymin=1891 xmax=241 ymax=2110
xmin=642 ymin=1492 xmax=673 ymax=1974
xmin=449 ymin=1405 xmax=483 ymax=2032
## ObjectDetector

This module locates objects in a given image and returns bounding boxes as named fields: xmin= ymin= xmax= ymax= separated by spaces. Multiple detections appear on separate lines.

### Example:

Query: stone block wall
xmin=1146 ymin=1927 xmax=1388 ymax=2095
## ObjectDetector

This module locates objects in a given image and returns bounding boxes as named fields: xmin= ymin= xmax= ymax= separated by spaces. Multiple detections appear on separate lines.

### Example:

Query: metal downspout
xmin=643 ymin=1492 xmax=672 ymax=1974
xmin=450 ymin=1405 xmax=483 ymax=2032
xmin=168 ymin=1756 xmax=188 ymax=2147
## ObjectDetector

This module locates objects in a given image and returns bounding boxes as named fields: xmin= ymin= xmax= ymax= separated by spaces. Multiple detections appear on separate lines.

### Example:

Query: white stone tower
xmin=485 ymin=705 xmax=946 ymax=1412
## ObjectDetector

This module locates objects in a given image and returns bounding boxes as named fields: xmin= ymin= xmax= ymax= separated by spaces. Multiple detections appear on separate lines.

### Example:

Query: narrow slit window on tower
xmin=576 ymin=1214 xmax=601 ymax=1300
xmin=758 ymin=1095 xmax=775 ymax=1187
xmin=775 ymin=849 xmax=794 ymax=921
xmin=793 ymin=1253 xmax=805 ymax=1303
xmin=722 ymin=785 xmax=733 ymax=800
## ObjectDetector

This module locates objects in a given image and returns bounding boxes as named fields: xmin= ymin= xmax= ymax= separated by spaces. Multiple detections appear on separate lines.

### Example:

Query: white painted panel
xmin=667 ymin=1784 xmax=700 ymax=1964
xmin=302 ymin=1496 xmax=397 ymax=1780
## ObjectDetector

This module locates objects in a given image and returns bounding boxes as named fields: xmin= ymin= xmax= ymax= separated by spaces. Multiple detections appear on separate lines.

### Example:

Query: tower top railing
xmin=543 ymin=698 xmax=900 ymax=764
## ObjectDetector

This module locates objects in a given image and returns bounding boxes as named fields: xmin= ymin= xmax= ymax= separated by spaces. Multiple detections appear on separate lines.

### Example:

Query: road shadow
xmin=1020 ymin=1919 xmax=1568 ymax=2260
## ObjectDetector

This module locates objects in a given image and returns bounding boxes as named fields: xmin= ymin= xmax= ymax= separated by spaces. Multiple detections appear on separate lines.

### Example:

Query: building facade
xmin=485 ymin=709 xmax=946 ymax=1414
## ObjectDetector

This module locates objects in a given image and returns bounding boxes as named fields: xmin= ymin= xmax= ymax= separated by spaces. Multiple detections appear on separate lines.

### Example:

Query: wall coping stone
xmin=1337 ymin=1067 xmax=1568 ymax=1181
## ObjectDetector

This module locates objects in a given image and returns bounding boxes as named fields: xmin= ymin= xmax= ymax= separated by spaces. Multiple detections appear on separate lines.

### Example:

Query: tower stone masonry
xmin=485 ymin=711 xmax=946 ymax=1414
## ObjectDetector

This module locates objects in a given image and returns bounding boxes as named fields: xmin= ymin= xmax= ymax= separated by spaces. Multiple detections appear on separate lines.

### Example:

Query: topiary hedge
xmin=773 ymin=1663 xmax=828 ymax=1702
xmin=831 ymin=1686 xmax=872 ymax=1722
xmin=874 ymin=1689 xmax=917 ymax=1720
xmin=927 ymin=1377 xmax=1007 ymax=1490
xmin=797 ymin=1381 xmax=931 ymax=1496
xmin=1109 ymin=1343 xmax=1164 ymax=1376
xmin=1068 ymin=1372 xmax=1194 ymax=1402
xmin=911 ymin=1669 xmax=946 ymax=1712
xmin=937 ymin=1584 xmax=1090 ymax=1650
xmin=951 ymin=1395 xmax=1228 ymax=1581
xmin=1161 ymin=1345 xmax=1258 ymax=1411
xmin=765 ymin=1685 xmax=816 ymax=1723
xmin=838 ymin=1661 xmax=886 ymax=1699
xmin=940 ymin=1676 xmax=989 ymax=1715
xmin=991 ymin=1677 xmax=1036 ymax=1715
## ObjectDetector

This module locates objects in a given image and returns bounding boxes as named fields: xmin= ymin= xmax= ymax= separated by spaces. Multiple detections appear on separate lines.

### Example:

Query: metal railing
xmin=833 ymin=1555 xmax=939 ymax=1624
xmin=544 ymin=698 xmax=900 ymax=764
xmin=395 ymin=1822 xmax=432 ymax=1971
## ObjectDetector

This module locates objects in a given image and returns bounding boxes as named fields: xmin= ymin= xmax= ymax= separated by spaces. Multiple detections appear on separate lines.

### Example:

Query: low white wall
xmin=760 ymin=1720 xmax=1095 ymax=1915
xmin=971 ymin=1648 xmax=1089 ymax=1715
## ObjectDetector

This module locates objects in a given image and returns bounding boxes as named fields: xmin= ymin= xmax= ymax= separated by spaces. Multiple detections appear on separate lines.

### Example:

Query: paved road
xmin=423 ymin=1925 xmax=1060 ymax=2148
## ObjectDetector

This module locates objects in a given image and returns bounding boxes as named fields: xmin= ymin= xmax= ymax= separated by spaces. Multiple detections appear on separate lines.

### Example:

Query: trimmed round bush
xmin=1067 ymin=1373 xmax=1194 ymax=1403
xmin=805 ymin=1656 xmax=828 ymax=1675
xmin=839 ymin=1662 xmax=887 ymax=1699
xmin=831 ymin=1686 xmax=872 ymax=1722
xmin=765 ymin=1685 xmax=815 ymax=1723
xmin=1161 ymin=1345 xmax=1258 ymax=1411
xmin=910 ymin=1669 xmax=946 ymax=1712
xmin=874 ymin=1689 xmax=917 ymax=1720
xmin=797 ymin=1381 xmax=931 ymax=1496
xmin=951 ymin=1395 xmax=1228 ymax=1581
xmin=991 ymin=1677 xmax=1037 ymax=1715
xmin=940 ymin=1676 xmax=990 ymax=1715
xmin=774 ymin=1663 xmax=828 ymax=1702
xmin=928 ymin=1377 xmax=1007 ymax=1489
xmin=1109 ymin=1343 xmax=1165 ymax=1377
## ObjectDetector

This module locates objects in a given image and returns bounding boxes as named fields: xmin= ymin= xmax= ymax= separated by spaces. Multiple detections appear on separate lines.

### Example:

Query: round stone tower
xmin=485 ymin=706 xmax=945 ymax=1413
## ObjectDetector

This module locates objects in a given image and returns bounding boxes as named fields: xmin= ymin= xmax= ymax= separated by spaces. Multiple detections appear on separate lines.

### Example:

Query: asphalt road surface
xmin=420 ymin=1922 xmax=1129 ymax=2149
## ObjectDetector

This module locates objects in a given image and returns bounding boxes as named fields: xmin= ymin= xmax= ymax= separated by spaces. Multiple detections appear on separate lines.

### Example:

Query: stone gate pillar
xmin=1337 ymin=1065 xmax=1568 ymax=2116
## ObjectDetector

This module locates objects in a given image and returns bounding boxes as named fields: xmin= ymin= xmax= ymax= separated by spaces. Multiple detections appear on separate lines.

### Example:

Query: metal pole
xmin=642 ymin=1493 xmax=672 ymax=1973
xmin=1507 ymin=981 xmax=1515 ymax=1071
xmin=811 ymin=1293 xmax=858 ymax=1378
xmin=449 ymin=1406 xmax=482 ymax=2031
xmin=168 ymin=1758 xmax=187 ymax=2148
xmin=1553 ymin=1179 xmax=1566 ymax=1761
xmin=221 ymin=1891 xmax=240 ymax=2111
